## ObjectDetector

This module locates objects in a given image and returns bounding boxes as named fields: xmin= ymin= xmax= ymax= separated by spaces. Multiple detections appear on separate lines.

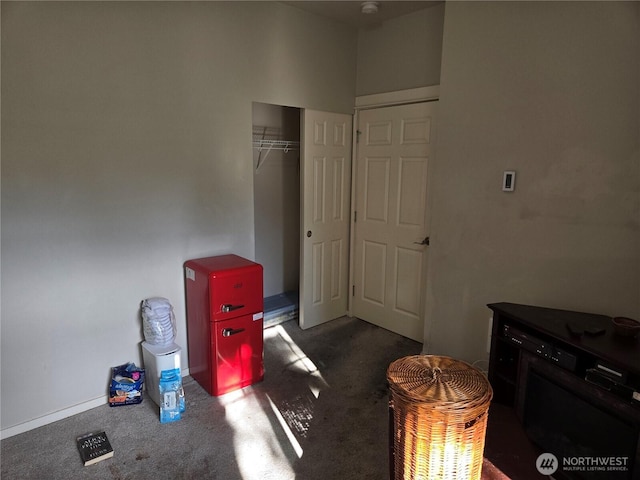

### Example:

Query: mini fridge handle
xmin=222 ymin=327 xmax=245 ymax=337
xmin=221 ymin=304 xmax=244 ymax=313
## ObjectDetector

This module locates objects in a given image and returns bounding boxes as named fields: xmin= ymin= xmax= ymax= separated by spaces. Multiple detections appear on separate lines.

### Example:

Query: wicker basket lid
xmin=387 ymin=355 xmax=493 ymax=406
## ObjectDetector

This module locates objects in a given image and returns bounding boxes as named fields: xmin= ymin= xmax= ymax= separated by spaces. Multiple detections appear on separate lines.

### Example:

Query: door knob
xmin=413 ymin=236 xmax=430 ymax=246
xmin=307 ymin=230 xmax=312 ymax=238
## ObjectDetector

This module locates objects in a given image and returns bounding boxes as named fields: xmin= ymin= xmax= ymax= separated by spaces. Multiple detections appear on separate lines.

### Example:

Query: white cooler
xmin=141 ymin=341 xmax=182 ymax=407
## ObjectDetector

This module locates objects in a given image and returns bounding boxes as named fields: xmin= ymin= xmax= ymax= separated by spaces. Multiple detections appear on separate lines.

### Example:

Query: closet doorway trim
xmin=355 ymin=85 xmax=440 ymax=110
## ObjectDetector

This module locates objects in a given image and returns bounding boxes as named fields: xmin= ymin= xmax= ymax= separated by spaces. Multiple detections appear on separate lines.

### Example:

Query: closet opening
xmin=252 ymin=102 xmax=301 ymax=328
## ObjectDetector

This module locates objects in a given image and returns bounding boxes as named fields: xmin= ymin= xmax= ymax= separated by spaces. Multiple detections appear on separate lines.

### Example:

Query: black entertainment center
xmin=487 ymin=303 xmax=640 ymax=480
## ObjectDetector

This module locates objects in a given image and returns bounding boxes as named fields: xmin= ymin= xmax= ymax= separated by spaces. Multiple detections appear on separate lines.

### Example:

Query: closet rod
xmin=254 ymin=140 xmax=300 ymax=172
xmin=253 ymin=140 xmax=300 ymax=152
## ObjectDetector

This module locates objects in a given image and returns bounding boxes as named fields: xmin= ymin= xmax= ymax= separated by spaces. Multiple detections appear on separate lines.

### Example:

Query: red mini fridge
xmin=184 ymin=254 xmax=264 ymax=396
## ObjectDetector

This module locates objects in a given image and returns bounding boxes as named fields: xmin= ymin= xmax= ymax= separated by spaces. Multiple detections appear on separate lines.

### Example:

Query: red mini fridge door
xmin=185 ymin=254 xmax=262 ymax=322
xmin=209 ymin=267 xmax=263 ymax=322
xmin=211 ymin=313 xmax=264 ymax=396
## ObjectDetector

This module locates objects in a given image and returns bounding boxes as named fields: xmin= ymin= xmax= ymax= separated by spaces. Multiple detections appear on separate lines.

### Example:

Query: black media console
xmin=487 ymin=302 xmax=640 ymax=480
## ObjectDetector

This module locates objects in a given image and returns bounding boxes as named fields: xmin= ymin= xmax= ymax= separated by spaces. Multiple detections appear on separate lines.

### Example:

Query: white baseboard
xmin=1 ymin=395 xmax=108 ymax=440
xmin=1 ymin=367 xmax=190 ymax=440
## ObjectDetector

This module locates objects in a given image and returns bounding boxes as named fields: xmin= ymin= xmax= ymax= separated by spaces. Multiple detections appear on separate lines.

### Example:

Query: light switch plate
xmin=502 ymin=171 xmax=516 ymax=192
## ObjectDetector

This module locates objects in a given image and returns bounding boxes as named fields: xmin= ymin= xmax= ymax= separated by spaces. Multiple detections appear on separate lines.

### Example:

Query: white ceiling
xmin=280 ymin=1 xmax=442 ymax=28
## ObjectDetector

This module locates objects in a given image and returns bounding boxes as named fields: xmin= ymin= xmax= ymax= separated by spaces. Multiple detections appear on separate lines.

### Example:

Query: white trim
xmin=347 ymin=113 xmax=358 ymax=317
xmin=0 ymin=395 xmax=107 ymax=440
xmin=1 ymin=367 xmax=191 ymax=439
xmin=355 ymin=85 xmax=440 ymax=110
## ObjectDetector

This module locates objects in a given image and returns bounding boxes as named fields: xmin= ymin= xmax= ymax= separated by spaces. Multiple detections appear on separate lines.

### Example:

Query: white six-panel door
xmin=352 ymin=101 xmax=437 ymax=342
xmin=299 ymin=110 xmax=352 ymax=330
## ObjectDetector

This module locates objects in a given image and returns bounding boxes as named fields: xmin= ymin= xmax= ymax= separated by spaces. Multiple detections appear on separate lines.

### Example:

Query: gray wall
xmin=424 ymin=1 xmax=640 ymax=364
xmin=356 ymin=3 xmax=444 ymax=95
xmin=1 ymin=1 xmax=356 ymax=432
xmin=3 ymin=0 xmax=638 ymax=437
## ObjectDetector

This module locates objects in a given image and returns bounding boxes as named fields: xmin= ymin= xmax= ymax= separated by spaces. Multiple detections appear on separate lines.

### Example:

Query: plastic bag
xmin=109 ymin=363 xmax=145 ymax=407
xmin=141 ymin=297 xmax=177 ymax=346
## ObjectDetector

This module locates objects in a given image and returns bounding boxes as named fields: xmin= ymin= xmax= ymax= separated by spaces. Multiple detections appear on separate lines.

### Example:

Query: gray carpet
xmin=1 ymin=317 xmax=422 ymax=480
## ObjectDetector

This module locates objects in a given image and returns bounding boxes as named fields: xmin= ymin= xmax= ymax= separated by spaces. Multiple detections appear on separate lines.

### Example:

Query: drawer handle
xmin=222 ymin=328 xmax=245 ymax=337
xmin=221 ymin=304 xmax=244 ymax=313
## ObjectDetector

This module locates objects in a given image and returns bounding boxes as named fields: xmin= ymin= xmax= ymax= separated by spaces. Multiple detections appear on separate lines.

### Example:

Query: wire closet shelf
xmin=252 ymin=126 xmax=300 ymax=171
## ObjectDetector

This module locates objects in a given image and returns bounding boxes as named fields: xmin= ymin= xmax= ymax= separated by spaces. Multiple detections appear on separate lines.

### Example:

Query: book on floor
xmin=76 ymin=431 xmax=114 ymax=466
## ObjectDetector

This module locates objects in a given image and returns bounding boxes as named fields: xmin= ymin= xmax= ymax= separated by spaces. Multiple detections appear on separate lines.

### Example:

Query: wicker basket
xmin=387 ymin=355 xmax=493 ymax=480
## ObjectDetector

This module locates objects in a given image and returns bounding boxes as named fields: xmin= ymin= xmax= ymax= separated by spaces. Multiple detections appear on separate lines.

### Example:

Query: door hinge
xmin=352 ymin=285 xmax=355 ymax=296
xmin=354 ymin=211 xmax=357 ymax=223
xmin=356 ymin=130 xmax=362 ymax=143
